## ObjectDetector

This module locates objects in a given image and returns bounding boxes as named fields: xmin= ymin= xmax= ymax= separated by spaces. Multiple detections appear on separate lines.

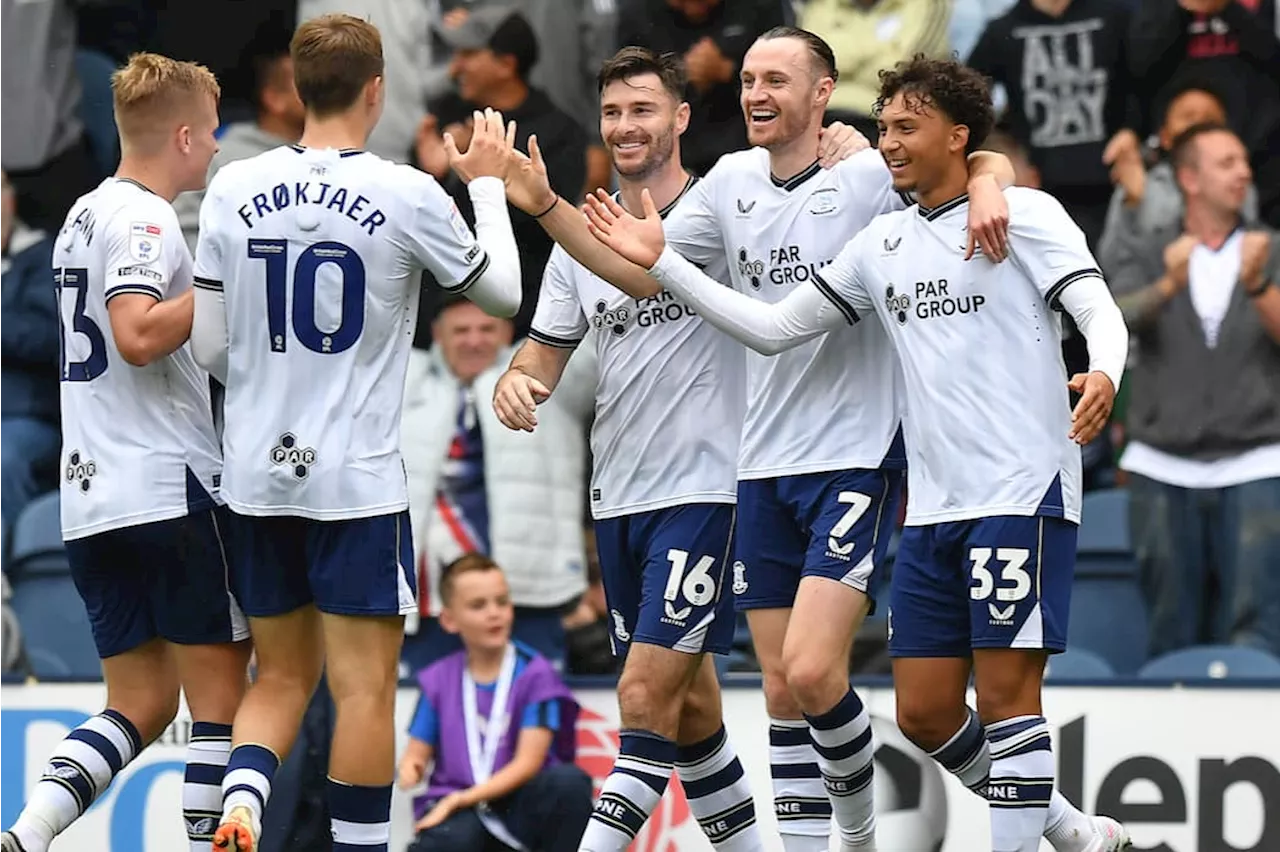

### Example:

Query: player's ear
xmin=814 ymin=76 xmax=835 ymax=111
xmin=951 ymin=124 xmax=971 ymax=155
xmin=177 ymin=123 xmax=193 ymax=155
xmin=674 ymin=100 xmax=691 ymax=137
xmin=365 ymin=75 xmax=384 ymax=110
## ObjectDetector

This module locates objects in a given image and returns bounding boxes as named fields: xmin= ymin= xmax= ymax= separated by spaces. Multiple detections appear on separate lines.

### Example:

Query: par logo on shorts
xmin=731 ymin=561 xmax=748 ymax=595
xmin=128 ymin=222 xmax=162 ymax=263
xmin=609 ymin=609 xmax=630 ymax=643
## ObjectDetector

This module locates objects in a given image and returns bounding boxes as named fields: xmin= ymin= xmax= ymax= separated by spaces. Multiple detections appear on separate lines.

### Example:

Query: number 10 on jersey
xmin=247 ymin=239 xmax=367 ymax=355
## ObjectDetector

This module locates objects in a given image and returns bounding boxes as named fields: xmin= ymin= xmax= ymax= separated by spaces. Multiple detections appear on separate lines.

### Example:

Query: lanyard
xmin=461 ymin=644 xmax=527 ymax=851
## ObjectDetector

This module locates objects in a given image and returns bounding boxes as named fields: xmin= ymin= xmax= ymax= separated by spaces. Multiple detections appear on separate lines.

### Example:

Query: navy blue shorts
xmin=888 ymin=515 xmax=1077 ymax=658
xmin=733 ymin=468 xmax=903 ymax=610
xmin=229 ymin=510 xmax=416 ymax=618
xmin=66 ymin=505 xmax=248 ymax=659
xmin=593 ymin=503 xmax=736 ymax=656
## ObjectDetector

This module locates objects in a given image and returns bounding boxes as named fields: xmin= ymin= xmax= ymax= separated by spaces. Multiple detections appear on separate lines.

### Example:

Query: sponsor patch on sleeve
xmin=115 ymin=265 xmax=164 ymax=281
xmin=128 ymin=222 xmax=163 ymax=263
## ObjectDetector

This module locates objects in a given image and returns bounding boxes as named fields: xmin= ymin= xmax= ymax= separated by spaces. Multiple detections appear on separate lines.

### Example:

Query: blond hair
xmin=291 ymin=14 xmax=384 ymax=118
xmin=112 ymin=53 xmax=220 ymax=149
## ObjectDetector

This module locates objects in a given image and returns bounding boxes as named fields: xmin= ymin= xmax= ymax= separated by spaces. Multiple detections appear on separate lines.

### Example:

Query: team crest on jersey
xmin=128 ymin=222 xmax=162 ymax=263
xmin=885 ymin=284 xmax=912 ymax=325
xmin=65 ymin=450 xmax=96 ymax=493
xmin=731 ymin=561 xmax=748 ymax=595
xmin=269 ymin=433 xmax=317 ymax=480
xmin=806 ymin=187 xmax=838 ymax=216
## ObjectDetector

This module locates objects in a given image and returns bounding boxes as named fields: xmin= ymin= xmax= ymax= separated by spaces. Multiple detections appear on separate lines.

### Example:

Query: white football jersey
xmin=194 ymin=146 xmax=489 ymax=520
xmin=816 ymin=187 xmax=1092 ymax=525
xmin=663 ymin=147 xmax=908 ymax=479
xmin=530 ymin=181 xmax=743 ymax=519
xmin=55 ymin=178 xmax=223 ymax=540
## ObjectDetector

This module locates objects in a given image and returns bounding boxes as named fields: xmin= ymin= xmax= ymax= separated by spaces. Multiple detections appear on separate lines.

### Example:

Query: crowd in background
xmin=3 ymin=0 xmax=1280 ymax=680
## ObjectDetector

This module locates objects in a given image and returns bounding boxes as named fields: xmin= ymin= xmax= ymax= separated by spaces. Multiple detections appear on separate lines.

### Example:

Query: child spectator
xmin=399 ymin=554 xmax=593 ymax=852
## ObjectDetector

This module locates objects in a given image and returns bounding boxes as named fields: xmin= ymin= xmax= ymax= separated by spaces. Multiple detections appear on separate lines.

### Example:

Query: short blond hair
xmin=112 ymin=53 xmax=220 ymax=147
xmin=291 ymin=14 xmax=383 ymax=118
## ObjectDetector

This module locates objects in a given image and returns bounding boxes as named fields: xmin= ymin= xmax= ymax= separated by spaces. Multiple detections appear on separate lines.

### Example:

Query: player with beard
xmin=584 ymin=55 xmax=1133 ymax=852
xmin=501 ymin=28 xmax=1014 ymax=852
xmin=496 ymin=46 xmax=868 ymax=852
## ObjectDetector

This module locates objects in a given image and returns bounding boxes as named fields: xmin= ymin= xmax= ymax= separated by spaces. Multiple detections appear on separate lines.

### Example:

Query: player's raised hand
xmin=583 ymin=188 xmax=666 ymax=269
xmin=493 ymin=368 xmax=551 ymax=432
xmin=505 ymin=133 xmax=558 ymax=216
xmin=445 ymin=108 xmax=514 ymax=183
xmin=816 ymin=121 xmax=870 ymax=168
xmin=966 ymin=174 xmax=1010 ymax=262
xmin=1068 ymin=371 xmax=1115 ymax=445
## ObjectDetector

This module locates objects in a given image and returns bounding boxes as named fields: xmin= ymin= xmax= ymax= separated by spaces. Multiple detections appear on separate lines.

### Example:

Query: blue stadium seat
xmin=8 ymin=491 xmax=67 ymax=577
xmin=1044 ymin=646 xmax=1115 ymax=680
xmin=1066 ymin=572 xmax=1149 ymax=675
xmin=6 ymin=492 xmax=98 ymax=678
xmin=1077 ymin=488 xmax=1132 ymax=575
xmin=1138 ymin=645 xmax=1280 ymax=681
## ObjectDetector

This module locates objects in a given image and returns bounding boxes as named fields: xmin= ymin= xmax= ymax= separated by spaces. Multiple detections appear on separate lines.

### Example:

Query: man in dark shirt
xmin=416 ymin=7 xmax=588 ymax=339
xmin=1128 ymin=0 xmax=1280 ymax=228
xmin=0 ymin=172 xmax=60 ymax=538
xmin=617 ymin=0 xmax=787 ymax=175
xmin=970 ymin=0 xmax=1141 ymax=248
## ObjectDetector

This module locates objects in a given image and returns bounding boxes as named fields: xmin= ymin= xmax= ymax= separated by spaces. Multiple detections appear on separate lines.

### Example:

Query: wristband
xmin=532 ymin=197 xmax=559 ymax=219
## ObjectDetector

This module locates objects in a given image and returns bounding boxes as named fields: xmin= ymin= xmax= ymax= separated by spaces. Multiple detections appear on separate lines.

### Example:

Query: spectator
xmin=174 ymin=34 xmax=305 ymax=252
xmin=1108 ymin=123 xmax=1280 ymax=659
xmin=1099 ymin=80 xmax=1260 ymax=275
xmin=435 ymin=0 xmax=617 ymax=196
xmin=617 ymin=0 xmax=787 ymax=176
xmin=1129 ymin=0 xmax=1280 ymax=228
xmin=418 ymin=7 xmax=588 ymax=338
xmin=400 ymin=298 xmax=596 ymax=673
xmin=1 ymin=0 xmax=98 ymax=232
xmin=399 ymin=554 xmax=592 ymax=852
xmin=800 ymin=0 xmax=956 ymax=140
xmin=299 ymin=0 xmax=444 ymax=162
xmin=1 ymin=171 xmax=61 ymax=537
xmin=969 ymin=0 xmax=1141 ymax=248
xmin=981 ymin=128 xmax=1042 ymax=188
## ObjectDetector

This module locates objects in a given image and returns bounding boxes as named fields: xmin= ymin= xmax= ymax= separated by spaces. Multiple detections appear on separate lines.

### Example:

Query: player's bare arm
xmin=504 ymin=122 xmax=872 ymax=302
xmin=964 ymin=151 xmax=1015 ymax=261
xmin=444 ymin=108 xmax=523 ymax=318
xmin=107 ymin=289 xmax=195 ymax=366
xmin=584 ymin=188 xmax=843 ymax=355
xmin=493 ymin=338 xmax=571 ymax=432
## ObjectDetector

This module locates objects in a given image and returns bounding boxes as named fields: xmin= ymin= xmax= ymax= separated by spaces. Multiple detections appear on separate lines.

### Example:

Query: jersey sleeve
xmin=1005 ymin=188 xmax=1105 ymax=308
xmin=529 ymin=245 xmax=588 ymax=349
xmin=663 ymin=169 xmax=726 ymax=269
xmin=407 ymin=693 xmax=439 ymax=746
xmin=812 ymin=228 xmax=876 ymax=322
xmin=520 ymin=699 xmax=562 ymax=732
xmin=193 ymin=176 xmax=226 ymax=295
xmin=103 ymin=199 xmax=182 ymax=303
xmin=404 ymin=171 xmax=490 ymax=293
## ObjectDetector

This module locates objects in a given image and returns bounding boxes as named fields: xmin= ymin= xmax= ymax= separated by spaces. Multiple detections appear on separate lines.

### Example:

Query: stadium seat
xmin=1066 ymin=573 xmax=1149 ymax=675
xmin=5 ymin=493 xmax=97 ymax=678
xmin=75 ymin=48 xmax=121 ymax=179
xmin=8 ymin=491 xmax=68 ymax=577
xmin=1044 ymin=646 xmax=1114 ymax=680
xmin=1077 ymin=488 xmax=1134 ymax=577
xmin=1138 ymin=645 xmax=1280 ymax=681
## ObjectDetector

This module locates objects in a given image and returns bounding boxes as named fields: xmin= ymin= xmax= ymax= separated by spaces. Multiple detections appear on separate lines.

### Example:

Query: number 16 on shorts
xmin=593 ymin=503 xmax=737 ymax=658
